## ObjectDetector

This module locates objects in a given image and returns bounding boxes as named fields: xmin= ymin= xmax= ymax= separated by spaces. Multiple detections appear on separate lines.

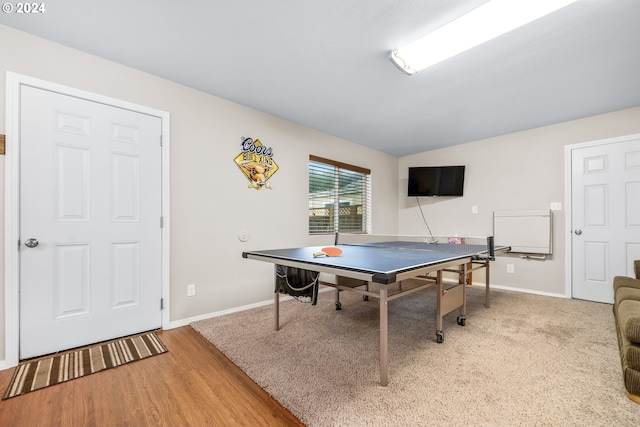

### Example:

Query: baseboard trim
xmin=167 ymin=287 xmax=336 ymax=330
xmin=487 ymin=283 xmax=567 ymax=299
xmin=167 ymin=284 xmax=569 ymax=330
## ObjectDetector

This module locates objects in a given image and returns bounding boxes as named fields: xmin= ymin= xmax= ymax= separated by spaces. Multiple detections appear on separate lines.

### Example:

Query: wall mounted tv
xmin=407 ymin=166 xmax=465 ymax=197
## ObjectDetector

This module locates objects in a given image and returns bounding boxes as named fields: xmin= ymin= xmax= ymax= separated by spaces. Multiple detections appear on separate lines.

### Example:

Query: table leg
xmin=379 ymin=284 xmax=389 ymax=386
xmin=274 ymin=290 xmax=280 ymax=331
xmin=273 ymin=265 xmax=281 ymax=331
xmin=461 ymin=264 xmax=467 ymax=317
xmin=435 ymin=270 xmax=444 ymax=343
xmin=485 ymin=260 xmax=491 ymax=308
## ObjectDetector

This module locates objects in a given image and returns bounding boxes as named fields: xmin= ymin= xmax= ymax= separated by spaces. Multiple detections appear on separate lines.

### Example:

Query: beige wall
xmin=0 ymin=25 xmax=399 ymax=364
xmin=399 ymin=106 xmax=640 ymax=295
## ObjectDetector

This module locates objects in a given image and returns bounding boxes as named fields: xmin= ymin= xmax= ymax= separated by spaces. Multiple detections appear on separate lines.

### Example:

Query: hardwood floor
xmin=0 ymin=327 xmax=305 ymax=427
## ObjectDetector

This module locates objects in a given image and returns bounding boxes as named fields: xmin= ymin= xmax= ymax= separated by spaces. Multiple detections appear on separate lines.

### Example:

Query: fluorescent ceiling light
xmin=390 ymin=0 xmax=579 ymax=75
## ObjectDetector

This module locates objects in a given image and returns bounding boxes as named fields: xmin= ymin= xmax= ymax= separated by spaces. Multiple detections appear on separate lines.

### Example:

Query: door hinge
xmin=17 ymin=239 xmax=21 ymax=250
xmin=160 ymin=134 xmax=163 ymax=146
xmin=160 ymin=216 xmax=164 ymax=228
xmin=160 ymin=298 xmax=164 ymax=310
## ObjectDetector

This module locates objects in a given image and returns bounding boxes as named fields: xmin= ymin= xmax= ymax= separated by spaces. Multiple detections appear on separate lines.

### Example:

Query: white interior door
xmin=19 ymin=85 xmax=163 ymax=359
xmin=570 ymin=135 xmax=640 ymax=303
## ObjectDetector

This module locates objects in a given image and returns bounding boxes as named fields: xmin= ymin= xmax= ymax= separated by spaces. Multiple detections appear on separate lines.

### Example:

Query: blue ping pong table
xmin=242 ymin=235 xmax=502 ymax=386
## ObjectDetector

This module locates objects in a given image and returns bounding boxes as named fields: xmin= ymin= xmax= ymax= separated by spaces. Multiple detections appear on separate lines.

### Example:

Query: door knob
xmin=574 ymin=229 xmax=582 ymax=235
xmin=24 ymin=238 xmax=39 ymax=248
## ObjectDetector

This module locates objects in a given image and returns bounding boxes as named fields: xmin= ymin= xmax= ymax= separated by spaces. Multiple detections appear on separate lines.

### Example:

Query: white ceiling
xmin=2 ymin=0 xmax=640 ymax=156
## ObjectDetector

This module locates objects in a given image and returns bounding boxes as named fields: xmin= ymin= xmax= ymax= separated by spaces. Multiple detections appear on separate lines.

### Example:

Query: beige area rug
xmin=192 ymin=286 xmax=640 ymax=426
xmin=3 ymin=331 xmax=167 ymax=399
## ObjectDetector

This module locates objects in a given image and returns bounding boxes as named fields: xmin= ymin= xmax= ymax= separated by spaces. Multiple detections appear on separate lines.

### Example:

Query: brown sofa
xmin=613 ymin=260 xmax=640 ymax=403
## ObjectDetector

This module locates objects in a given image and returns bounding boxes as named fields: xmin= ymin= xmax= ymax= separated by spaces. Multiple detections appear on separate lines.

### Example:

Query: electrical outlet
xmin=471 ymin=206 xmax=478 ymax=214
xmin=550 ymin=202 xmax=562 ymax=211
xmin=507 ymin=264 xmax=515 ymax=274
xmin=187 ymin=284 xmax=196 ymax=297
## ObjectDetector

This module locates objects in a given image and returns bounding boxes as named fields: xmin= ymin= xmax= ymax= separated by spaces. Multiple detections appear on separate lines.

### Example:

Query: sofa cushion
xmin=616 ymin=287 xmax=640 ymax=306
xmin=614 ymin=275 xmax=640 ymax=294
xmin=619 ymin=300 xmax=640 ymax=345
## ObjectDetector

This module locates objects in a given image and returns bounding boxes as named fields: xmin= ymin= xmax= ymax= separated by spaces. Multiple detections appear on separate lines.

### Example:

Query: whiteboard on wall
xmin=493 ymin=210 xmax=552 ymax=254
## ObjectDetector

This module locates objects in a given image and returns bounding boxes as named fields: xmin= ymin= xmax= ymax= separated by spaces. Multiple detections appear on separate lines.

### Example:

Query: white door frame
xmin=4 ymin=72 xmax=171 ymax=368
xmin=563 ymin=132 xmax=640 ymax=299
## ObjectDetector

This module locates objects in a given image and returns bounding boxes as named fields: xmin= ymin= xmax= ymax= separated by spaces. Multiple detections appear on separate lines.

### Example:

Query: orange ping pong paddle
xmin=313 ymin=247 xmax=343 ymax=257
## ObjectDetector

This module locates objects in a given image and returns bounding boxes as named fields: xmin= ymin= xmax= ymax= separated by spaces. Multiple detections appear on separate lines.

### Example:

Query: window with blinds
xmin=308 ymin=155 xmax=371 ymax=234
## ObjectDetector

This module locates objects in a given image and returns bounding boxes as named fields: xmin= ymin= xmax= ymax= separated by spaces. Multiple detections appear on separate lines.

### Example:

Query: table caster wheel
xmin=335 ymin=302 xmax=342 ymax=310
xmin=457 ymin=315 xmax=466 ymax=326
xmin=436 ymin=331 xmax=444 ymax=343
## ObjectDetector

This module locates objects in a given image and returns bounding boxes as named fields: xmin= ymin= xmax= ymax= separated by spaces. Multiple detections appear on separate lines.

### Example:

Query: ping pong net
xmin=335 ymin=233 xmax=496 ymax=260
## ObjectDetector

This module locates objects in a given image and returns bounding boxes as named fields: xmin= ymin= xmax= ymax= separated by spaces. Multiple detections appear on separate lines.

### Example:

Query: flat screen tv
xmin=408 ymin=166 xmax=465 ymax=197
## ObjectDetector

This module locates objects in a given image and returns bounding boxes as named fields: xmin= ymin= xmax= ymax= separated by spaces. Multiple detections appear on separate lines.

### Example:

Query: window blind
xmin=308 ymin=155 xmax=371 ymax=234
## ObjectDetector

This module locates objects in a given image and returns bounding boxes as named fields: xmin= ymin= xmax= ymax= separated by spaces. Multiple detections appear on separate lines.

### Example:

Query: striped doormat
xmin=3 ymin=331 xmax=168 ymax=399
